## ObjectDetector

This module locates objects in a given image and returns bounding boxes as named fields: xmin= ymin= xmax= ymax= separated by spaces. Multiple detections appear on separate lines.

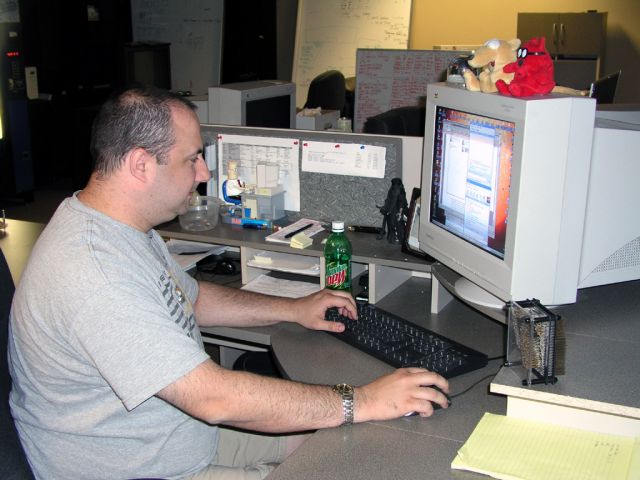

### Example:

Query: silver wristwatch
xmin=332 ymin=383 xmax=354 ymax=425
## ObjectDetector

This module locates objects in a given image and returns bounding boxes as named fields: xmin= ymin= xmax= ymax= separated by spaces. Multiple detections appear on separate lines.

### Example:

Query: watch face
xmin=335 ymin=383 xmax=354 ymax=396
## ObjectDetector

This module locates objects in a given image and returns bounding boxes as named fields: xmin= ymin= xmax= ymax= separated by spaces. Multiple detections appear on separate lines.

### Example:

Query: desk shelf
xmin=158 ymin=220 xmax=433 ymax=305
xmin=243 ymin=248 xmax=321 ymax=284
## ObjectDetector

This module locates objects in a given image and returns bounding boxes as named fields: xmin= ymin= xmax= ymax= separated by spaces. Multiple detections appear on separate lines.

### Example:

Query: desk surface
xmin=164 ymin=220 xmax=640 ymax=479
xmin=0 ymin=218 xmax=45 ymax=284
xmin=207 ymin=278 xmax=640 ymax=479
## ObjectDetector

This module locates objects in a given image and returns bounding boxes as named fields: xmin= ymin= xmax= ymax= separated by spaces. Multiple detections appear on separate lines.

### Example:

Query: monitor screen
xmin=245 ymin=94 xmax=292 ymax=129
xmin=430 ymin=107 xmax=514 ymax=260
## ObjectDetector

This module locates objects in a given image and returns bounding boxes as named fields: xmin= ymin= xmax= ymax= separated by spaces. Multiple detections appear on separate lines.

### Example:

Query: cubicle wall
xmin=201 ymin=125 xmax=407 ymax=227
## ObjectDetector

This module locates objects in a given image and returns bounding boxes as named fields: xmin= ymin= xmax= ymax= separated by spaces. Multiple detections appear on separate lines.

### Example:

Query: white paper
xmin=247 ymin=251 xmax=320 ymax=276
xmin=241 ymin=274 xmax=322 ymax=298
xmin=166 ymin=239 xmax=227 ymax=271
xmin=301 ymin=140 xmax=386 ymax=178
xmin=217 ymin=134 xmax=301 ymax=211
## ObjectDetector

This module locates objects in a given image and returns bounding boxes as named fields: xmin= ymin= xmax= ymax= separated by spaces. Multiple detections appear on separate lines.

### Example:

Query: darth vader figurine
xmin=377 ymin=178 xmax=408 ymax=244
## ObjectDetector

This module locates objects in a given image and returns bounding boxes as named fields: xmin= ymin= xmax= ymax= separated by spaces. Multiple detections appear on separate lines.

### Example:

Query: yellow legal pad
xmin=451 ymin=413 xmax=640 ymax=480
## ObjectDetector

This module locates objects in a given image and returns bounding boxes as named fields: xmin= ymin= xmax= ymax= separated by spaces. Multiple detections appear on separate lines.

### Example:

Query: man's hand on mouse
xmin=354 ymin=368 xmax=450 ymax=421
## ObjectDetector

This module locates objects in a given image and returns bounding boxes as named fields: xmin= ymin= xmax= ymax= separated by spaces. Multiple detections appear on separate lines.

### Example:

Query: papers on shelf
xmin=241 ymin=274 xmax=321 ymax=298
xmin=248 ymin=251 xmax=320 ymax=276
xmin=451 ymin=412 xmax=640 ymax=480
xmin=265 ymin=218 xmax=325 ymax=244
xmin=166 ymin=239 xmax=227 ymax=271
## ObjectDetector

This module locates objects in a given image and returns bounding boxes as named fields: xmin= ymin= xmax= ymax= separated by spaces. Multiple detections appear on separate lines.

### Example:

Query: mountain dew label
xmin=325 ymin=261 xmax=351 ymax=290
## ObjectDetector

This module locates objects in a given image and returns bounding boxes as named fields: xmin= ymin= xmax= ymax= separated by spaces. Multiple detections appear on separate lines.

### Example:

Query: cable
xmin=449 ymin=371 xmax=499 ymax=400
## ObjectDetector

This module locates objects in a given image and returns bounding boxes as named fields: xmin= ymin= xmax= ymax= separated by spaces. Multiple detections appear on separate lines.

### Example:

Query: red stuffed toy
xmin=495 ymin=37 xmax=556 ymax=97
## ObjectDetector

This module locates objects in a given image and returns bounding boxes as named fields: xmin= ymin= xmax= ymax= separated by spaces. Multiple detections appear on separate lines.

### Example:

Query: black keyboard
xmin=325 ymin=303 xmax=488 ymax=379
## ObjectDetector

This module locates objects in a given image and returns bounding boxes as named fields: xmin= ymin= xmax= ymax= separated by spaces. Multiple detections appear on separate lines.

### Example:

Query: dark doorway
xmin=221 ymin=0 xmax=277 ymax=83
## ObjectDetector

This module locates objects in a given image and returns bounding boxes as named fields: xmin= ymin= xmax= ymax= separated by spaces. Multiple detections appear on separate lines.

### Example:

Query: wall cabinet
xmin=517 ymin=12 xmax=607 ymax=89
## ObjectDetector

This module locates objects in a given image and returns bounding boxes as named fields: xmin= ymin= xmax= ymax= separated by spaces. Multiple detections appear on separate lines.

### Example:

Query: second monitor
xmin=208 ymin=80 xmax=296 ymax=129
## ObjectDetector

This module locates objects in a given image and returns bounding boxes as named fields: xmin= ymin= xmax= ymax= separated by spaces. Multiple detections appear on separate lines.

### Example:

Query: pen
xmin=347 ymin=225 xmax=381 ymax=234
xmin=242 ymin=223 xmax=269 ymax=230
xmin=284 ymin=223 xmax=313 ymax=239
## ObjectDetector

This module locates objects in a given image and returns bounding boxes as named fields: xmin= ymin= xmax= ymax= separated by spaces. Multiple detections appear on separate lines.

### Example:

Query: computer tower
xmin=0 ymin=23 xmax=33 ymax=202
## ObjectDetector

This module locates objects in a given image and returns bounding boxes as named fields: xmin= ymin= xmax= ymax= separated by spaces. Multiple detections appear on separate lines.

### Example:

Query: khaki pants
xmin=182 ymin=428 xmax=289 ymax=480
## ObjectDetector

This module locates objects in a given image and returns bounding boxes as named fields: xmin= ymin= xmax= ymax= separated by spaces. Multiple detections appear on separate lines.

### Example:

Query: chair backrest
xmin=0 ymin=248 xmax=34 ymax=479
xmin=304 ymin=70 xmax=347 ymax=114
xmin=589 ymin=70 xmax=621 ymax=104
xmin=362 ymin=105 xmax=426 ymax=136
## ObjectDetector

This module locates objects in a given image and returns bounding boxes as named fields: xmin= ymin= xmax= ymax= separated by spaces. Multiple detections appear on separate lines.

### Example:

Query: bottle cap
xmin=331 ymin=221 xmax=345 ymax=232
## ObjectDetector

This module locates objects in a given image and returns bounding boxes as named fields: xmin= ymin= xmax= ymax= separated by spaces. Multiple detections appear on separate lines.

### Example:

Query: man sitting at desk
xmin=8 ymin=87 xmax=449 ymax=479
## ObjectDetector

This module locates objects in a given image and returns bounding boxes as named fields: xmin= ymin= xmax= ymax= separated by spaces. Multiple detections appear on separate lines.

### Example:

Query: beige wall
xmin=409 ymin=0 xmax=640 ymax=102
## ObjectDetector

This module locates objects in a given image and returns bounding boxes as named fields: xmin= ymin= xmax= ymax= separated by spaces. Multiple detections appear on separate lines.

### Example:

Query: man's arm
xmin=157 ymin=359 xmax=450 ymax=432
xmin=193 ymin=281 xmax=356 ymax=332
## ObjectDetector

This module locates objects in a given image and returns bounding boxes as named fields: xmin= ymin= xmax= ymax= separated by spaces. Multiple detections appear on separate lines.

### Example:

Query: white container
xmin=296 ymin=109 xmax=340 ymax=130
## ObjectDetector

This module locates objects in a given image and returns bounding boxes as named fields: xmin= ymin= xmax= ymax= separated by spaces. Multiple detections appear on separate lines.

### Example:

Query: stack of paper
xmin=290 ymin=232 xmax=313 ymax=249
xmin=452 ymin=413 xmax=640 ymax=480
xmin=242 ymin=274 xmax=321 ymax=298
xmin=166 ymin=239 xmax=227 ymax=271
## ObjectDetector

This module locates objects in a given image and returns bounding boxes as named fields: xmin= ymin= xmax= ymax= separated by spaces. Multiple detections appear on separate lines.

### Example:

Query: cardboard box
xmin=295 ymin=109 xmax=340 ymax=130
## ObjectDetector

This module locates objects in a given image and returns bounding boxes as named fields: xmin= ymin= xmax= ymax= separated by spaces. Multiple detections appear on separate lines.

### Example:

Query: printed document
xmin=301 ymin=140 xmax=386 ymax=178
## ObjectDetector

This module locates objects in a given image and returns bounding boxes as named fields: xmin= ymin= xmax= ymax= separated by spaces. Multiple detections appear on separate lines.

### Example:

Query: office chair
xmin=0 ymin=248 xmax=35 ymax=479
xmin=304 ymin=70 xmax=347 ymax=114
xmin=362 ymin=105 xmax=426 ymax=136
xmin=589 ymin=70 xmax=622 ymax=104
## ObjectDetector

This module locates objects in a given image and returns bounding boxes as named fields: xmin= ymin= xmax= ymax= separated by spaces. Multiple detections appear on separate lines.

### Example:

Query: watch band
xmin=332 ymin=383 xmax=354 ymax=425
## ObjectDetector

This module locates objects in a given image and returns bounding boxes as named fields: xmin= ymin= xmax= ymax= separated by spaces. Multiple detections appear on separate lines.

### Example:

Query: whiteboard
xmin=292 ymin=0 xmax=412 ymax=109
xmin=354 ymin=49 xmax=466 ymax=132
xmin=0 ymin=0 xmax=19 ymax=22
xmin=130 ymin=0 xmax=223 ymax=96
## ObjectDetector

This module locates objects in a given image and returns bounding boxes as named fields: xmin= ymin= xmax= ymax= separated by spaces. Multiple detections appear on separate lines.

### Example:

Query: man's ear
xmin=127 ymin=147 xmax=155 ymax=185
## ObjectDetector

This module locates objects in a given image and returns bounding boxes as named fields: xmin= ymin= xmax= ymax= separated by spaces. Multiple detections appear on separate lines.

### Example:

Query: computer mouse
xmin=429 ymin=385 xmax=452 ymax=411
xmin=404 ymin=385 xmax=451 ymax=416
xmin=213 ymin=259 xmax=236 ymax=275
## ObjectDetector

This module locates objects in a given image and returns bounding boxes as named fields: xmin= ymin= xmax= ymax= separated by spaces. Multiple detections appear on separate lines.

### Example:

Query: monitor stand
xmin=454 ymin=277 xmax=505 ymax=310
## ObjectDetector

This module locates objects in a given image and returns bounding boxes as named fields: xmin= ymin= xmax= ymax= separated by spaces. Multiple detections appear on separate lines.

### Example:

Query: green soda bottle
xmin=324 ymin=221 xmax=352 ymax=292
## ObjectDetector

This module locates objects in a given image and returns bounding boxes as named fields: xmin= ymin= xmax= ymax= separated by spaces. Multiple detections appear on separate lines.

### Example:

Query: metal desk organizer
xmin=505 ymin=299 xmax=565 ymax=386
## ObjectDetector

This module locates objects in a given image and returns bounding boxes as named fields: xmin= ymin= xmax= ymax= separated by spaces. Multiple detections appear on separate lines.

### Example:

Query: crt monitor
xmin=418 ymin=83 xmax=597 ymax=307
xmin=208 ymin=80 xmax=296 ymax=128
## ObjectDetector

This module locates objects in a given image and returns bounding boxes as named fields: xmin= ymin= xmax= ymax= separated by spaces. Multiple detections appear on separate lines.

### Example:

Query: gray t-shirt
xmin=9 ymin=194 xmax=218 ymax=479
